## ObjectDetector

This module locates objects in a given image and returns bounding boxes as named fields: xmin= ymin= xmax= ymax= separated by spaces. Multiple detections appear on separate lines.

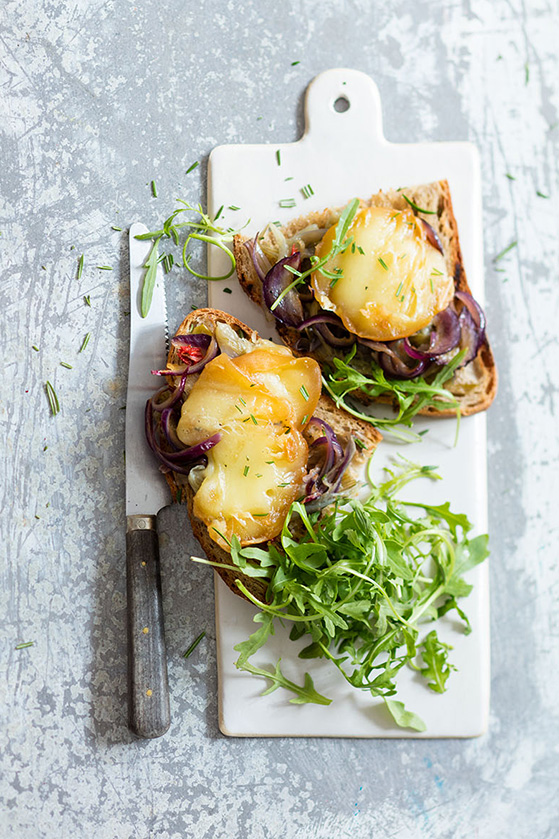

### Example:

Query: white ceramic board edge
xmin=206 ymin=68 xmax=490 ymax=738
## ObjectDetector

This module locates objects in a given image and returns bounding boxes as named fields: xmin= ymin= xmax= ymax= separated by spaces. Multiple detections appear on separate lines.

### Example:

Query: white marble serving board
xmin=206 ymin=68 xmax=489 ymax=738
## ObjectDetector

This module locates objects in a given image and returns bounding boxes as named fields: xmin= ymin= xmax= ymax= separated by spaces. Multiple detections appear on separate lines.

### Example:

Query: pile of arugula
xmin=197 ymin=459 xmax=489 ymax=731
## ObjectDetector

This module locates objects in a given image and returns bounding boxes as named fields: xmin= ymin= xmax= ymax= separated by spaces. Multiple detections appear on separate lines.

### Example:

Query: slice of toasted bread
xmin=156 ymin=308 xmax=381 ymax=602
xmin=233 ymin=180 xmax=497 ymax=418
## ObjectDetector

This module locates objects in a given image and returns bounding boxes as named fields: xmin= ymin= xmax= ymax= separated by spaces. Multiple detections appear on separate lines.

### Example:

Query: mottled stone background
xmin=1 ymin=0 xmax=558 ymax=837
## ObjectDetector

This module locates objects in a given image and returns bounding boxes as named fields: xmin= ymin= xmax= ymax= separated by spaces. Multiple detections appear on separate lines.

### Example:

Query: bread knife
xmin=126 ymin=223 xmax=171 ymax=738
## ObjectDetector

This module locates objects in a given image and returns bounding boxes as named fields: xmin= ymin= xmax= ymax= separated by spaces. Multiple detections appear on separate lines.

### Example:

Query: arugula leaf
xmin=238 ymin=659 xmax=332 ymax=705
xmin=419 ymin=630 xmax=456 ymax=693
xmin=323 ymin=345 xmax=465 ymax=433
xmin=199 ymin=459 xmax=489 ymax=730
xmin=384 ymin=699 xmax=427 ymax=731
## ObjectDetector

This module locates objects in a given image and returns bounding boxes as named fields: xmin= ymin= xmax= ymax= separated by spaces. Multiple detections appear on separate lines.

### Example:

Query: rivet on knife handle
xmin=126 ymin=516 xmax=170 ymax=739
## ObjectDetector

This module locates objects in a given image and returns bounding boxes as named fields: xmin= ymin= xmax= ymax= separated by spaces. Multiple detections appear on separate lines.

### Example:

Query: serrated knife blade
xmin=125 ymin=223 xmax=171 ymax=739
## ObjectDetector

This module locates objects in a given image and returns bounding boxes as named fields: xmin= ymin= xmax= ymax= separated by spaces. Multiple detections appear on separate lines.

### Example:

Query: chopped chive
xmin=402 ymin=194 xmax=437 ymax=215
xmin=43 ymin=445 xmax=48 ymax=451
xmin=301 ymin=414 xmax=308 ymax=425
xmin=186 ymin=161 xmax=199 ymax=174
xmin=150 ymin=180 xmax=157 ymax=198
xmin=351 ymin=243 xmax=356 ymax=253
xmin=235 ymin=404 xmax=243 ymax=413
xmin=505 ymin=173 xmax=516 ymax=181
xmin=431 ymin=268 xmax=443 ymax=276
xmin=32 ymin=345 xmax=39 ymax=352
xmin=354 ymin=437 xmax=366 ymax=451
xmin=97 ymin=266 xmax=112 ymax=270
xmin=60 ymin=362 xmax=73 ymax=369
xmin=300 ymin=385 xmax=310 ymax=401
xmin=255 ymin=473 xmax=263 ymax=478
xmin=284 ymin=427 xmax=291 ymax=435
xmin=400 ymin=295 xmax=405 ymax=302
xmin=183 ymin=631 xmax=205 ymax=659
xmin=357 ymin=245 xmax=365 ymax=255
xmin=525 ymin=63 xmax=529 ymax=84
xmin=79 ymin=332 xmax=91 ymax=352
xmin=253 ymin=512 xmax=268 ymax=517
xmin=111 ymin=225 xmax=123 ymax=231
xmin=15 ymin=641 xmax=34 ymax=650
xmin=279 ymin=198 xmax=296 ymax=209
xmin=83 ymin=294 xmax=91 ymax=306
xmin=214 ymin=205 xmax=224 ymax=221
xmin=494 ymin=240 xmax=517 ymax=262
xmin=276 ymin=149 xmax=281 ymax=166
xmin=277 ymin=482 xmax=289 ymax=487
xmin=378 ymin=257 xmax=389 ymax=271
xmin=222 ymin=287 xmax=232 ymax=294
xmin=77 ymin=254 xmax=84 ymax=279
xmin=243 ymin=465 xmax=250 ymax=477
xmin=291 ymin=60 xmax=300 ymax=66
xmin=430 ymin=277 xmax=434 ymax=293
xmin=272 ymin=220 xmax=282 ymax=226
xmin=239 ymin=397 xmax=246 ymax=406
xmin=284 ymin=176 xmax=294 ymax=181
xmin=250 ymin=414 xmax=258 ymax=425
xmin=395 ymin=281 xmax=403 ymax=297
xmin=45 ymin=381 xmax=60 ymax=416
xmin=536 ymin=190 xmax=549 ymax=198
xmin=265 ymin=460 xmax=275 ymax=464
xmin=330 ymin=277 xmax=340 ymax=288
xmin=301 ymin=184 xmax=314 ymax=199
xmin=228 ymin=205 xmax=240 ymax=211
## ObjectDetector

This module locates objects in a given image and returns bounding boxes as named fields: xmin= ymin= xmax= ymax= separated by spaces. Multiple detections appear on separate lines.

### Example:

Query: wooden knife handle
xmin=126 ymin=516 xmax=171 ymax=738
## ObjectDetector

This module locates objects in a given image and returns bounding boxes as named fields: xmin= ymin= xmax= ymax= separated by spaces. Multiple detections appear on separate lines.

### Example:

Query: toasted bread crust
xmin=160 ymin=309 xmax=381 ymax=602
xmin=233 ymin=180 xmax=497 ymax=419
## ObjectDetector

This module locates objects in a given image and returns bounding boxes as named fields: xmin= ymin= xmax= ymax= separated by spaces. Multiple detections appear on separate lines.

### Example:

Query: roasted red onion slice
xmin=297 ymin=313 xmax=355 ymax=347
xmin=421 ymin=219 xmax=444 ymax=255
xmin=244 ymin=235 xmax=272 ymax=281
xmin=456 ymin=291 xmax=486 ymax=345
xmin=151 ymin=375 xmax=188 ymax=412
xmin=303 ymin=417 xmax=354 ymax=506
xmin=378 ymin=341 xmax=427 ymax=379
xmin=262 ymin=252 xmax=304 ymax=327
xmin=152 ymin=334 xmax=219 ymax=378
xmin=145 ymin=398 xmax=221 ymax=475
xmin=403 ymin=308 xmax=461 ymax=359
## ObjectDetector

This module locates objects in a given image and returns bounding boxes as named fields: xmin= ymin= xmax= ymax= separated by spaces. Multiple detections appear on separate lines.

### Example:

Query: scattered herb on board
xmin=186 ymin=161 xmax=199 ymax=174
xmin=151 ymin=179 xmax=158 ymax=198
xmin=45 ymin=381 xmax=60 ymax=415
xmin=79 ymin=332 xmax=91 ymax=353
xmin=183 ymin=631 xmax=206 ymax=659
xmin=77 ymin=254 xmax=84 ymax=279
xmin=493 ymin=241 xmax=517 ymax=262
xmin=192 ymin=458 xmax=489 ymax=731
xmin=15 ymin=642 xmax=35 ymax=650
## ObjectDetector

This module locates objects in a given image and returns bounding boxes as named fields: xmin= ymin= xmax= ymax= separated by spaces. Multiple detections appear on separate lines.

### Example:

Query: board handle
xmin=304 ymin=68 xmax=385 ymax=147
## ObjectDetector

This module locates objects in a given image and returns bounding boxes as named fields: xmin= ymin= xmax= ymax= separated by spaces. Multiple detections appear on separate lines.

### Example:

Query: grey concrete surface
xmin=1 ymin=1 xmax=558 ymax=837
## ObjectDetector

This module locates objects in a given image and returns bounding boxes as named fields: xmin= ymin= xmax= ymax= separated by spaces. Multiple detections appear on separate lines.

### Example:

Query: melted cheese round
xmin=312 ymin=206 xmax=454 ymax=341
xmin=176 ymin=346 xmax=321 ymax=550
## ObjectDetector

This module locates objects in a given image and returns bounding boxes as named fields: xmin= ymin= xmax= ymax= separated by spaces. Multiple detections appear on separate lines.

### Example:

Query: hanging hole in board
xmin=333 ymin=96 xmax=350 ymax=113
